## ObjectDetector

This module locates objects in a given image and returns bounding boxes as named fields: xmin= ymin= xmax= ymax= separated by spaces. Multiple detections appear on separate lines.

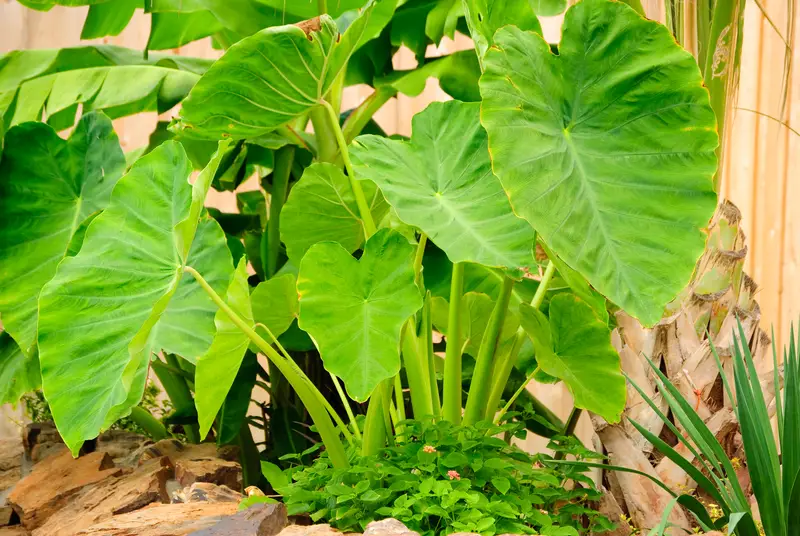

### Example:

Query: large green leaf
xmin=152 ymin=0 xmax=300 ymax=37
xmin=175 ymin=2 xmax=389 ymax=139
xmin=0 ymin=46 xmax=211 ymax=131
xmin=0 ymin=112 xmax=126 ymax=354
xmin=260 ymin=0 xmax=369 ymax=18
xmin=519 ymin=294 xmax=624 ymax=422
xmin=351 ymin=101 xmax=535 ymax=273
xmin=38 ymin=141 xmax=232 ymax=454
xmin=280 ymin=162 xmax=388 ymax=262
xmin=0 ymin=332 xmax=41 ymax=406
xmin=217 ymin=350 xmax=258 ymax=445
xmin=461 ymin=0 xmax=542 ymax=62
xmin=147 ymin=11 xmax=224 ymax=50
xmin=81 ymin=0 xmax=140 ymax=39
xmin=251 ymin=273 xmax=299 ymax=339
xmin=480 ymin=0 xmax=718 ymax=325
xmin=297 ymin=229 xmax=422 ymax=401
xmin=195 ymin=259 xmax=253 ymax=439
xmin=374 ymin=50 xmax=482 ymax=102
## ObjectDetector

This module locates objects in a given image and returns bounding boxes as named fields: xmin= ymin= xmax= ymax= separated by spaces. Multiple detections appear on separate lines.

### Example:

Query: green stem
xmin=463 ymin=276 xmax=515 ymax=425
xmin=309 ymin=106 xmax=340 ymax=164
xmin=442 ymin=262 xmax=465 ymax=423
xmin=362 ymin=392 xmax=387 ymax=456
xmin=185 ymin=266 xmax=349 ymax=468
xmin=554 ymin=408 xmax=583 ymax=460
xmin=486 ymin=331 xmax=526 ymax=417
xmin=422 ymin=292 xmax=441 ymax=419
xmin=318 ymin=0 xmax=327 ymax=14
xmin=332 ymin=373 xmax=362 ymax=441
xmin=265 ymin=146 xmax=295 ymax=278
xmin=128 ymin=406 xmax=169 ymax=441
xmin=495 ymin=367 xmax=540 ymax=424
xmin=393 ymin=374 xmax=406 ymax=441
xmin=531 ymin=261 xmax=556 ymax=309
xmin=413 ymin=234 xmax=427 ymax=286
xmin=254 ymin=323 xmax=355 ymax=446
xmin=486 ymin=260 xmax=556 ymax=419
xmin=402 ymin=320 xmax=435 ymax=419
xmin=152 ymin=355 xmax=199 ymax=443
xmin=342 ymin=87 xmax=396 ymax=143
xmin=704 ymin=0 xmax=745 ymax=192
xmin=321 ymin=100 xmax=377 ymax=237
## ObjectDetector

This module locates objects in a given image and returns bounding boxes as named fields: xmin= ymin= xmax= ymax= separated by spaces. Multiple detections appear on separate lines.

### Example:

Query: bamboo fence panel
xmin=0 ymin=0 xmax=797 ymax=449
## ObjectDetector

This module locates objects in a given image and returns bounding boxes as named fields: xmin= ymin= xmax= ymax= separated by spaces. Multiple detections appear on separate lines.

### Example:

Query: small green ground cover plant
xmin=0 ymin=0 xmax=726 ymax=532
xmin=271 ymin=419 xmax=612 ymax=536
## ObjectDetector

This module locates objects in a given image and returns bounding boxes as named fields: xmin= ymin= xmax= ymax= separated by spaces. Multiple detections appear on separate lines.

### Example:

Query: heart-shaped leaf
xmin=281 ymin=163 xmax=388 ymax=262
xmin=480 ymin=0 xmax=718 ymax=325
xmin=519 ymin=294 xmax=624 ymax=422
xmin=38 ymin=140 xmax=232 ymax=454
xmin=0 ymin=112 xmax=126 ymax=354
xmin=195 ymin=258 xmax=253 ymax=439
xmin=351 ymin=101 xmax=535 ymax=273
xmin=297 ymin=229 xmax=422 ymax=400
xmin=176 ymin=2 xmax=390 ymax=139
xmin=251 ymin=273 xmax=299 ymax=339
xmin=0 ymin=332 xmax=40 ymax=405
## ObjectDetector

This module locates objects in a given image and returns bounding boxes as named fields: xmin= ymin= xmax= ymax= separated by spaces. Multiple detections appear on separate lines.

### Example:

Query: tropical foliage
xmin=0 ymin=0 xmax=728 ymax=532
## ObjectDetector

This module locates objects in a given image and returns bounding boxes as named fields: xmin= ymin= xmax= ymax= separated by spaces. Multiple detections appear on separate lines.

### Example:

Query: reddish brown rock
xmin=193 ymin=502 xmax=288 ymax=536
xmin=0 ymin=526 xmax=29 ymax=535
xmin=31 ymin=457 xmax=172 ymax=536
xmin=23 ymin=423 xmax=66 ymax=464
xmin=169 ymin=443 xmax=241 ymax=490
xmin=76 ymin=502 xmax=239 ymax=535
xmin=8 ymin=450 xmax=122 ymax=529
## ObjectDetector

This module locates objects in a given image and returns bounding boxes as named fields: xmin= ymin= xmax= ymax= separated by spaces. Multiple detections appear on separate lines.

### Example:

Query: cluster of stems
xmin=178 ymin=79 xmax=576 ymax=469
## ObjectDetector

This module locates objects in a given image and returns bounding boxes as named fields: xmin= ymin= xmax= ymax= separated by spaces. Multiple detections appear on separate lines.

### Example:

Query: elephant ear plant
xmin=0 ymin=0 xmax=719 ymax=530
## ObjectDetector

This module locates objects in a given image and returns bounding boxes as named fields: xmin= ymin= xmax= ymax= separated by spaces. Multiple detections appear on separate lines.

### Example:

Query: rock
xmin=276 ymin=525 xmax=344 ymax=536
xmin=0 ymin=440 xmax=23 ymax=496
xmin=31 ymin=457 xmax=173 ymax=536
xmin=171 ymin=443 xmax=241 ymax=490
xmin=23 ymin=423 xmax=66 ymax=465
xmin=590 ymin=487 xmax=629 ymax=536
xmin=8 ymin=450 xmax=122 ymax=530
xmin=0 ymin=527 xmax=29 ymax=535
xmin=76 ymin=502 xmax=239 ymax=535
xmin=171 ymin=482 xmax=242 ymax=504
xmin=134 ymin=440 xmax=242 ymax=490
xmin=96 ymin=430 xmax=150 ymax=466
xmin=0 ymin=505 xmax=17 ymax=526
xmin=193 ymin=502 xmax=288 ymax=536
xmin=363 ymin=519 xmax=419 ymax=536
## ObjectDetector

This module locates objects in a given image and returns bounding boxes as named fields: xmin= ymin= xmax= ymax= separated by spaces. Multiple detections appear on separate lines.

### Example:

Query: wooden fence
xmin=0 ymin=0 xmax=798 ymax=448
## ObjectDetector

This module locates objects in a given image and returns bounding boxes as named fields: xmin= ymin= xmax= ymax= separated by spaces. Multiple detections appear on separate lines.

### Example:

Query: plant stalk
xmin=318 ymin=0 xmax=327 ymax=14
xmin=185 ymin=266 xmax=349 ymax=468
xmin=495 ymin=367 xmax=540 ymax=424
xmin=442 ymin=262 xmax=465 ymax=423
xmin=128 ymin=406 xmax=168 ymax=441
xmin=236 ymin=420 xmax=263 ymax=488
xmin=331 ymin=373 xmax=362 ymax=441
xmin=152 ymin=355 xmax=199 ymax=442
xmin=463 ymin=276 xmax=515 ymax=425
xmin=422 ymin=292 xmax=441 ymax=419
xmin=342 ymin=87 xmax=396 ymax=143
xmin=265 ymin=145 xmax=295 ymax=278
xmin=309 ymin=106 xmax=340 ymax=164
xmin=321 ymin=100 xmax=377 ymax=237
xmin=402 ymin=320 xmax=435 ymax=419
xmin=413 ymin=234 xmax=427 ymax=286
xmin=393 ymin=374 xmax=406 ymax=441
xmin=362 ymin=388 xmax=388 ymax=456
xmin=553 ymin=407 xmax=584 ymax=460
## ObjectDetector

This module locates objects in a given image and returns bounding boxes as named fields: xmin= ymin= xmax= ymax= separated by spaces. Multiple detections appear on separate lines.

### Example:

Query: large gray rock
xmin=193 ymin=502 xmax=288 ymax=536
